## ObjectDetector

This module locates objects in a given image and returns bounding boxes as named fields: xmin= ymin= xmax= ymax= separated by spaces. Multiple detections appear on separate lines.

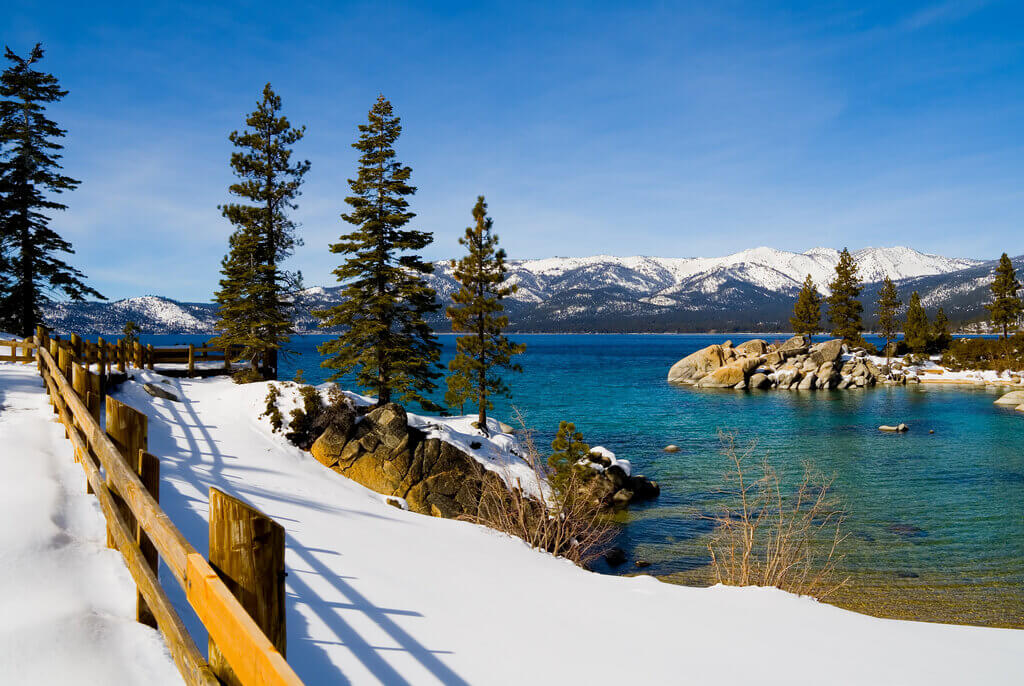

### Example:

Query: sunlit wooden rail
xmin=17 ymin=327 xmax=305 ymax=686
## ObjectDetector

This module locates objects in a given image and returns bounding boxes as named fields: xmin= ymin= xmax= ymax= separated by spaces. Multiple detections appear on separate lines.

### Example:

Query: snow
xmin=3 ymin=361 xmax=1021 ymax=685
xmin=585 ymin=445 xmax=632 ymax=476
xmin=0 ymin=361 xmax=182 ymax=686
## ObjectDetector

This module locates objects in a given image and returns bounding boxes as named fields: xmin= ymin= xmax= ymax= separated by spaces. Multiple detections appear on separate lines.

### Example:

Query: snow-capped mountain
xmin=44 ymin=246 xmax=998 ymax=334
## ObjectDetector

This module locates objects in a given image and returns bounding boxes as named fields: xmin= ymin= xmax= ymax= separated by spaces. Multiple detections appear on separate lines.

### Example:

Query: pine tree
xmin=826 ymin=248 xmax=864 ymax=345
xmin=445 ymin=196 xmax=525 ymax=433
xmin=985 ymin=253 xmax=1022 ymax=339
xmin=904 ymin=291 xmax=930 ymax=353
xmin=316 ymin=96 xmax=441 ymax=407
xmin=875 ymin=276 xmax=901 ymax=359
xmin=932 ymin=307 xmax=952 ymax=352
xmin=789 ymin=274 xmax=822 ymax=343
xmin=0 ymin=44 xmax=102 ymax=335
xmin=548 ymin=421 xmax=590 ymax=495
xmin=122 ymin=319 xmax=140 ymax=346
xmin=213 ymin=84 xmax=309 ymax=379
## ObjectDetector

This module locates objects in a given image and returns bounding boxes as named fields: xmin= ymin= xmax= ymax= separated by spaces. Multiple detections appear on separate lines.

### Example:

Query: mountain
xmin=44 ymin=246 xmax=1006 ymax=334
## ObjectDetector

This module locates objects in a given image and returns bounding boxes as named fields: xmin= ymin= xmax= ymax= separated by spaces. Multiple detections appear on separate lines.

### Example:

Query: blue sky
xmin=5 ymin=0 xmax=1023 ymax=301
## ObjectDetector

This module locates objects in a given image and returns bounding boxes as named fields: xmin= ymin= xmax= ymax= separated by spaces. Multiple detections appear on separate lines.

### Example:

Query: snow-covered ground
xmin=2 ymin=360 xmax=1022 ymax=685
xmin=0 ymin=361 xmax=182 ymax=685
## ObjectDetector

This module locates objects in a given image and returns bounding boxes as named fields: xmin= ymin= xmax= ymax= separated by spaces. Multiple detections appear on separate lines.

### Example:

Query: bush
xmin=706 ymin=432 xmax=848 ymax=600
xmin=285 ymin=385 xmax=324 ymax=449
xmin=232 ymin=366 xmax=265 ymax=384
xmin=941 ymin=335 xmax=1024 ymax=372
xmin=262 ymin=384 xmax=283 ymax=432
xmin=461 ymin=409 xmax=613 ymax=567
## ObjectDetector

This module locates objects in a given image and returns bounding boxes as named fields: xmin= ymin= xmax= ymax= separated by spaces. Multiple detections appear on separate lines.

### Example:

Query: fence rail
xmin=23 ymin=328 xmax=305 ymax=686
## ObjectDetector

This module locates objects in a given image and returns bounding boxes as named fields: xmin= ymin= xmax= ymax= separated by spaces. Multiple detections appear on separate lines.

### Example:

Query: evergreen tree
xmin=826 ymin=247 xmax=864 ymax=345
xmin=789 ymin=274 xmax=822 ymax=343
xmin=985 ymin=253 xmax=1022 ymax=339
xmin=932 ymin=307 xmax=952 ymax=352
xmin=548 ymin=421 xmax=590 ymax=494
xmin=904 ymin=291 xmax=930 ymax=353
xmin=445 ymin=196 xmax=525 ymax=434
xmin=0 ymin=44 xmax=102 ymax=335
xmin=213 ymin=83 xmax=309 ymax=379
xmin=122 ymin=319 xmax=140 ymax=346
xmin=875 ymin=276 xmax=901 ymax=359
xmin=316 ymin=96 xmax=441 ymax=407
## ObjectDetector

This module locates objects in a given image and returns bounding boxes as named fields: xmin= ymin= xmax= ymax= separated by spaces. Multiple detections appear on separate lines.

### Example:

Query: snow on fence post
xmin=208 ymin=488 xmax=287 ymax=686
xmin=188 ymin=344 xmax=196 ymax=378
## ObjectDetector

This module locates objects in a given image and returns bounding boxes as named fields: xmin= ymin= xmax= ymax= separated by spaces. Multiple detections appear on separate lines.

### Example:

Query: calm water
xmin=136 ymin=333 xmax=1024 ymax=627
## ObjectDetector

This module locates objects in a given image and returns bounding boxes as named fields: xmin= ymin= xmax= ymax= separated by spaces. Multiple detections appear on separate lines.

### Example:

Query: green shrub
xmin=232 ymin=367 xmax=265 ymax=384
xmin=285 ymin=385 xmax=324 ymax=449
xmin=941 ymin=335 xmax=1024 ymax=372
xmin=262 ymin=384 xmax=284 ymax=432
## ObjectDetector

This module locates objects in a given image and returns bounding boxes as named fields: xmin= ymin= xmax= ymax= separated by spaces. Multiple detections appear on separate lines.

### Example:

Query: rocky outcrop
xmin=309 ymin=402 xmax=660 ymax=518
xmin=667 ymin=338 xmax=896 ymax=392
xmin=994 ymin=390 xmax=1024 ymax=406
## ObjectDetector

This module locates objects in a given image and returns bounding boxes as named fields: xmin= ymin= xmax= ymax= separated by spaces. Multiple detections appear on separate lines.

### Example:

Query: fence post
xmin=208 ymin=488 xmax=286 ymax=686
xmin=105 ymin=397 xmax=148 ymax=552
xmin=147 ymin=344 xmax=155 ymax=370
xmin=116 ymin=339 xmax=126 ymax=373
xmin=70 ymin=333 xmax=82 ymax=362
xmin=223 ymin=347 xmax=231 ymax=371
xmin=97 ymin=336 xmax=107 ymax=391
xmin=188 ymin=344 xmax=195 ymax=378
xmin=136 ymin=449 xmax=161 ymax=629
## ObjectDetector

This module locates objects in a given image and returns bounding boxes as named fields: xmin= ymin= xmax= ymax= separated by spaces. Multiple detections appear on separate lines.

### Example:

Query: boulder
xmin=311 ymin=422 xmax=351 ymax=468
xmin=696 ymin=363 xmax=747 ymax=388
xmin=807 ymin=339 xmax=844 ymax=367
xmin=994 ymin=390 xmax=1024 ymax=406
xmin=749 ymin=372 xmax=770 ymax=389
xmin=778 ymin=335 xmax=807 ymax=353
xmin=663 ymin=444 xmax=680 ymax=453
xmin=628 ymin=475 xmax=661 ymax=501
xmin=735 ymin=339 xmax=768 ymax=356
xmin=611 ymin=489 xmax=634 ymax=509
xmin=797 ymin=372 xmax=817 ymax=390
xmin=142 ymin=382 xmax=179 ymax=402
xmin=667 ymin=344 xmax=727 ymax=384
xmin=603 ymin=547 xmax=627 ymax=566
xmin=1016 ymin=404 xmax=1024 ymax=413
xmin=497 ymin=421 xmax=515 ymax=434
xmin=879 ymin=424 xmax=909 ymax=432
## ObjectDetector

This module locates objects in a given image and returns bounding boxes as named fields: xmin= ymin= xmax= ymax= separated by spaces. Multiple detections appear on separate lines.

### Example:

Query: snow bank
xmin=6 ymin=363 xmax=1019 ymax=685
xmin=0 ymin=362 xmax=182 ymax=685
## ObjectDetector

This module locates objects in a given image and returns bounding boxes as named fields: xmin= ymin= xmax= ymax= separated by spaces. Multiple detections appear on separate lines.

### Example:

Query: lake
xmin=134 ymin=332 xmax=1024 ymax=628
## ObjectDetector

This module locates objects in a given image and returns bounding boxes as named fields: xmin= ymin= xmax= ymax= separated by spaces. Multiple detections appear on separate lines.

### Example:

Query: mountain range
xmin=44 ymin=246 xmax=1020 ymax=334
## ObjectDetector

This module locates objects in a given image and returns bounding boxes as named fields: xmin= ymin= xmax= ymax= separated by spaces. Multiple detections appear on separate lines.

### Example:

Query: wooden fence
xmin=21 ymin=328 xmax=305 ymax=686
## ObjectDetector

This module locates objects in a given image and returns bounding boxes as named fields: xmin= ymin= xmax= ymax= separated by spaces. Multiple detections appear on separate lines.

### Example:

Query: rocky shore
xmin=667 ymin=336 xmax=920 ymax=390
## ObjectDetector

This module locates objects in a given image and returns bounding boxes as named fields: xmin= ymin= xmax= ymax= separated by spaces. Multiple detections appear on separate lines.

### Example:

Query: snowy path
xmin=0 ymin=362 xmax=181 ymax=685
xmin=101 ymin=370 xmax=1023 ymax=686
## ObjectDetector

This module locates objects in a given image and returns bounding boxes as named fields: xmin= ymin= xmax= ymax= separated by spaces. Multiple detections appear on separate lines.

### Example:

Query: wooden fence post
xmin=208 ymin=488 xmax=286 ymax=686
xmin=147 ymin=344 xmax=155 ymax=370
xmin=137 ymin=450 xmax=160 ymax=629
xmin=105 ymin=396 xmax=148 ymax=547
xmin=70 ymin=333 xmax=82 ymax=362
xmin=188 ymin=344 xmax=195 ymax=378
xmin=117 ymin=338 xmax=126 ymax=373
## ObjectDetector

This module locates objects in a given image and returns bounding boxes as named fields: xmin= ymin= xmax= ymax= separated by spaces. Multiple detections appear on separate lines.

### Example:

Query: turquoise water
xmin=136 ymin=333 xmax=1024 ymax=626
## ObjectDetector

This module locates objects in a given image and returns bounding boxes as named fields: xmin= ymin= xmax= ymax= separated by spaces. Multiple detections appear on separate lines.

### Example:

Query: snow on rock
xmin=584 ymin=446 xmax=632 ymax=476
xmin=0 ymin=362 xmax=182 ymax=685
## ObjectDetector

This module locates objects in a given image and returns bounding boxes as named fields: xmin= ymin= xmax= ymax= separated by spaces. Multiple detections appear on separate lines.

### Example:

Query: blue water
xmin=133 ymin=333 xmax=1024 ymax=626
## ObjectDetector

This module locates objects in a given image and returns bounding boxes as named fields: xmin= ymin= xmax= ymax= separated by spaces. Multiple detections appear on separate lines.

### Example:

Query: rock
xmin=735 ymin=339 xmax=767 ymax=356
xmin=142 ymin=382 xmax=180 ymax=402
xmin=696 ymin=363 xmax=747 ymax=388
xmin=667 ymin=344 xmax=727 ymax=384
xmin=749 ymin=372 xmax=770 ymax=389
xmin=628 ymin=475 xmax=660 ymax=501
xmin=603 ymin=547 xmax=627 ymax=566
xmin=778 ymin=335 xmax=807 ymax=352
xmin=634 ymin=560 xmax=651 ymax=569
xmin=605 ymin=464 xmax=630 ymax=489
xmin=497 ymin=421 xmax=514 ymax=434
xmin=994 ymin=390 xmax=1024 ymax=405
xmin=611 ymin=489 xmax=634 ymax=509
xmin=879 ymin=423 xmax=909 ymax=432
xmin=1016 ymin=404 xmax=1024 ymax=413
xmin=837 ymin=377 xmax=852 ymax=390
xmin=311 ymin=422 xmax=352 ymax=468
xmin=765 ymin=351 xmax=785 ymax=366
xmin=797 ymin=372 xmax=817 ymax=390
xmin=808 ymin=339 xmax=844 ymax=366
xmin=663 ymin=444 xmax=680 ymax=453
xmin=774 ymin=369 xmax=800 ymax=387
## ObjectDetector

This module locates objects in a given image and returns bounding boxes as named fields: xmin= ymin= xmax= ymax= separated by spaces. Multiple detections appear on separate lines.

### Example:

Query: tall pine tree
xmin=213 ymin=84 xmax=309 ymax=378
xmin=445 ymin=196 xmax=525 ymax=433
xmin=875 ymin=276 xmax=901 ymax=360
xmin=826 ymin=247 xmax=864 ymax=345
xmin=932 ymin=307 xmax=952 ymax=352
xmin=789 ymin=274 xmax=822 ymax=343
xmin=0 ymin=44 xmax=102 ymax=335
xmin=985 ymin=253 xmax=1022 ymax=339
xmin=904 ymin=291 xmax=930 ymax=353
xmin=316 ymin=96 xmax=441 ymax=407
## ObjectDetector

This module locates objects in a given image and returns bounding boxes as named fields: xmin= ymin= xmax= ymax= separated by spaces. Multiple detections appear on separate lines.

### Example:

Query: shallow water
xmin=136 ymin=333 xmax=1024 ymax=627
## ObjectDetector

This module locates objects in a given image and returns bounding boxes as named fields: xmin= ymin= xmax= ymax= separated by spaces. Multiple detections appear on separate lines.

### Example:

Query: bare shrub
xmin=460 ymin=408 xmax=613 ymax=566
xmin=706 ymin=431 xmax=848 ymax=599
